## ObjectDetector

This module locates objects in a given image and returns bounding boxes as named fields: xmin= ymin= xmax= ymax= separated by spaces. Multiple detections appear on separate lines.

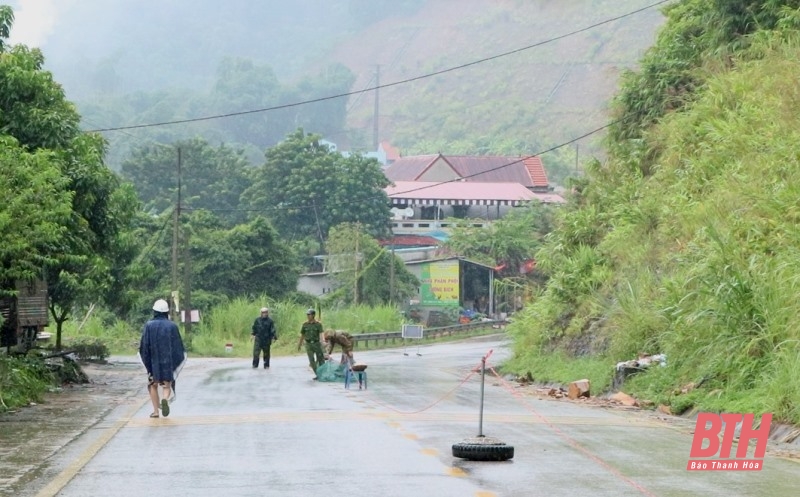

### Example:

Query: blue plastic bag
xmin=316 ymin=360 xmax=346 ymax=382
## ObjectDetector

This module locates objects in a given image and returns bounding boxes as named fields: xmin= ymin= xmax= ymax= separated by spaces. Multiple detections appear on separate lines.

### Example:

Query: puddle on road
xmin=203 ymin=367 xmax=244 ymax=384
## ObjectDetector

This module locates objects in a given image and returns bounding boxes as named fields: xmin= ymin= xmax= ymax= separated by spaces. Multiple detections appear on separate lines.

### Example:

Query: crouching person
xmin=324 ymin=330 xmax=355 ymax=366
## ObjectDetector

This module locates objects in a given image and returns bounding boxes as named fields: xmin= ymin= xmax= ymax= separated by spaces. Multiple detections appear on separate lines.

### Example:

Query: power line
xmin=85 ymin=1 xmax=670 ymax=133
xmin=183 ymin=115 xmax=620 ymax=215
xmin=133 ymin=207 xmax=176 ymax=264
xmin=389 ymin=119 xmax=617 ymax=197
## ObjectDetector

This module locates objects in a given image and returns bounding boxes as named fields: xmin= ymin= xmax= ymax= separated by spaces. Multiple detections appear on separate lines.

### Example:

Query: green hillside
xmin=327 ymin=0 xmax=664 ymax=161
xmin=509 ymin=0 xmax=800 ymax=423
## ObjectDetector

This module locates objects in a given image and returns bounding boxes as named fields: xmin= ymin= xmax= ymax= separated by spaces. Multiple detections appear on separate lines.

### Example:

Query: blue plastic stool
xmin=345 ymin=367 xmax=367 ymax=390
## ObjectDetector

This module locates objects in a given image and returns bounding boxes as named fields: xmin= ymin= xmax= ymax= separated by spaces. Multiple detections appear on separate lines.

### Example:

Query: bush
xmin=62 ymin=312 xmax=140 ymax=355
xmin=68 ymin=338 xmax=110 ymax=363
xmin=0 ymin=355 xmax=55 ymax=411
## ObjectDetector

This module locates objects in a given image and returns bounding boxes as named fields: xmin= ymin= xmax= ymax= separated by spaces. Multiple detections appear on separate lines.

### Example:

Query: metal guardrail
xmin=351 ymin=320 xmax=508 ymax=348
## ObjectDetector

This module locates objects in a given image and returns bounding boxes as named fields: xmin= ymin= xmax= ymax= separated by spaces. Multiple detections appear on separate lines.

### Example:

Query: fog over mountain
xmin=5 ymin=0 xmax=665 ymax=178
xmin=12 ymin=0 xmax=384 ymax=97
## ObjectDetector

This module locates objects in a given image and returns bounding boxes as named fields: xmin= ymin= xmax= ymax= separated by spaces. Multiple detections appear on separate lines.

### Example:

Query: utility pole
xmin=354 ymin=223 xmax=360 ymax=305
xmin=389 ymin=244 xmax=395 ymax=305
xmin=373 ymin=65 xmax=380 ymax=151
xmin=183 ymin=229 xmax=192 ymax=347
xmin=170 ymin=147 xmax=182 ymax=323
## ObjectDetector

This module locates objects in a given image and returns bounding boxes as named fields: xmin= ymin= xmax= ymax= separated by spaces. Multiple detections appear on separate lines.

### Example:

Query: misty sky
xmin=6 ymin=0 xmax=62 ymax=46
xmin=3 ymin=0 xmax=367 ymax=100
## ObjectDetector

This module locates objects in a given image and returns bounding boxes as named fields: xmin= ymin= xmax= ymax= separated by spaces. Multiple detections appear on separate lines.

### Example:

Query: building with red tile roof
xmin=386 ymin=181 xmax=561 ymax=207
xmin=384 ymin=154 xmax=550 ymax=192
xmin=384 ymin=180 xmax=563 ymax=237
xmin=379 ymin=141 xmax=401 ymax=164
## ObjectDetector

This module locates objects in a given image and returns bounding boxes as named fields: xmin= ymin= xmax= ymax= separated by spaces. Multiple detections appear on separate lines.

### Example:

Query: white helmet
xmin=152 ymin=299 xmax=169 ymax=313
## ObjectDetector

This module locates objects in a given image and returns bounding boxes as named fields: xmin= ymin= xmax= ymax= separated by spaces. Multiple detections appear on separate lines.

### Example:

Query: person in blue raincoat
xmin=139 ymin=299 xmax=186 ymax=418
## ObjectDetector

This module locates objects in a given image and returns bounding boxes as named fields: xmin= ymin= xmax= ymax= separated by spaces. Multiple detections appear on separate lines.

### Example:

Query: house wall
xmin=434 ymin=204 xmax=516 ymax=220
xmin=405 ymin=263 xmax=424 ymax=282
xmin=394 ymin=247 xmax=440 ymax=262
xmin=390 ymin=205 xmax=520 ymax=236
xmin=297 ymin=274 xmax=334 ymax=297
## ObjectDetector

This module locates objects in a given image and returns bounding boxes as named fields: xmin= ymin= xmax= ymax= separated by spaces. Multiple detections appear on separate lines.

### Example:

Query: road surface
xmin=3 ymin=335 xmax=799 ymax=497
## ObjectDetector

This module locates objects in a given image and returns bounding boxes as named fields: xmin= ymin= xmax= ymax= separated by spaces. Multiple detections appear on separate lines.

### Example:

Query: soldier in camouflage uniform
xmin=324 ymin=330 xmax=355 ymax=366
xmin=297 ymin=308 xmax=324 ymax=379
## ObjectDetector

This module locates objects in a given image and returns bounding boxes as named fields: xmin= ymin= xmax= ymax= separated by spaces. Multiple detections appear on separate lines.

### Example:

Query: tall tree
xmin=325 ymin=223 xmax=418 ymax=306
xmin=242 ymin=128 xmax=392 ymax=249
xmin=291 ymin=63 xmax=356 ymax=138
xmin=0 ymin=6 xmax=11 ymax=52
xmin=0 ymin=136 xmax=72 ymax=282
xmin=444 ymin=202 xmax=555 ymax=277
xmin=120 ymin=138 xmax=252 ymax=225
xmin=211 ymin=57 xmax=290 ymax=150
xmin=187 ymin=212 xmax=299 ymax=301
xmin=0 ymin=9 xmax=137 ymax=348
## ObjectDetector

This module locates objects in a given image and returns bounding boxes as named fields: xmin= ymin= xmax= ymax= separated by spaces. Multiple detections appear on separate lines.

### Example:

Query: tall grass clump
xmin=190 ymin=297 xmax=405 ymax=357
xmin=61 ymin=312 xmax=140 ymax=355
xmin=314 ymin=304 xmax=403 ymax=333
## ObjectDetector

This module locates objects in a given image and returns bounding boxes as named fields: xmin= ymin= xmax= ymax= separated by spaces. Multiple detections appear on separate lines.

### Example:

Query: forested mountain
xmin=9 ymin=0 xmax=664 ymax=180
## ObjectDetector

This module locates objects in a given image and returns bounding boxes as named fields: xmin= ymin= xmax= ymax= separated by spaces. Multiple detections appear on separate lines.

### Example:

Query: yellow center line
xmin=124 ymin=410 xmax=663 ymax=428
xmin=447 ymin=467 xmax=467 ymax=477
xmin=35 ymin=398 xmax=147 ymax=497
xmin=34 ymin=399 xmax=656 ymax=497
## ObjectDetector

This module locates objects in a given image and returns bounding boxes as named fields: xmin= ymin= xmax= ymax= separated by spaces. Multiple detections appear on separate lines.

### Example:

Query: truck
xmin=0 ymin=279 xmax=49 ymax=354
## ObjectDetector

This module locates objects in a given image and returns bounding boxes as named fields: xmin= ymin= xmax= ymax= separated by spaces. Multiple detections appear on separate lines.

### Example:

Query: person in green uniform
xmin=323 ymin=330 xmax=355 ymax=366
xmin=297 ymin=308 xmax=324 ymax=379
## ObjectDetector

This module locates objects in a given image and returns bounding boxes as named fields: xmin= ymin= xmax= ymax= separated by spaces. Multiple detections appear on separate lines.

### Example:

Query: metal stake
xmin=478 ymin=355 xmax=486 ymax=437
xmin=478 ymin=349 xmax=493 ymax=437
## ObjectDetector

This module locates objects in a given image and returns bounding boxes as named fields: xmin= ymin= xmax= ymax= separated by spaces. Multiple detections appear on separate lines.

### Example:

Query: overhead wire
xmin=78 ymin=2 xmax=662 ymax=221
xmin=84 ymin=0 xmax=670 ymax=133
xmin=387 ymin=118 xmax=617 ymax=197
xmin=132 ymin=206 xmax=176 ymax=264
xmin=175 ymin=114 xmax=619 ymax=216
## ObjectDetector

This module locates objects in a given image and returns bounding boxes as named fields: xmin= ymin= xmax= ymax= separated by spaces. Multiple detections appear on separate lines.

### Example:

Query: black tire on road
xmin=452 ymin=442 xmax=514 ymax=461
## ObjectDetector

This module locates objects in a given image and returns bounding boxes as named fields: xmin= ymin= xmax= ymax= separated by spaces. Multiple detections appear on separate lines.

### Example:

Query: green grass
xmin=60 ymin=315 xmax=139 ymax=355
xmin=504 ymin=350 xmax=615 ymax=393
xmin=58 ymin=297 xmax=505 ymax=362
xmin=190 ymin=299 xmax=405 ymax=357
xmin=0 ymin=356 xmax=55 ymax=412
xmin=503 ymin=39 xmax=800 ymax=424
xmin=59 ymin=298 xmax=407 ymax=358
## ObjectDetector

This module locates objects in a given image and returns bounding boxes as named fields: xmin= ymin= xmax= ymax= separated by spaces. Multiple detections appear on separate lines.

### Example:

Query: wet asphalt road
xmin=18 ymin=335 xmax=800 ymax=497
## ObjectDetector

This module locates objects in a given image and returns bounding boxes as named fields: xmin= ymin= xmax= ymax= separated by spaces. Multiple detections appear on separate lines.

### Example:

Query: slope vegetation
xmin=326 ymin=0 xmax=664 ymax=158
xmin=509 ymin=2 xmax=800 ymax=423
